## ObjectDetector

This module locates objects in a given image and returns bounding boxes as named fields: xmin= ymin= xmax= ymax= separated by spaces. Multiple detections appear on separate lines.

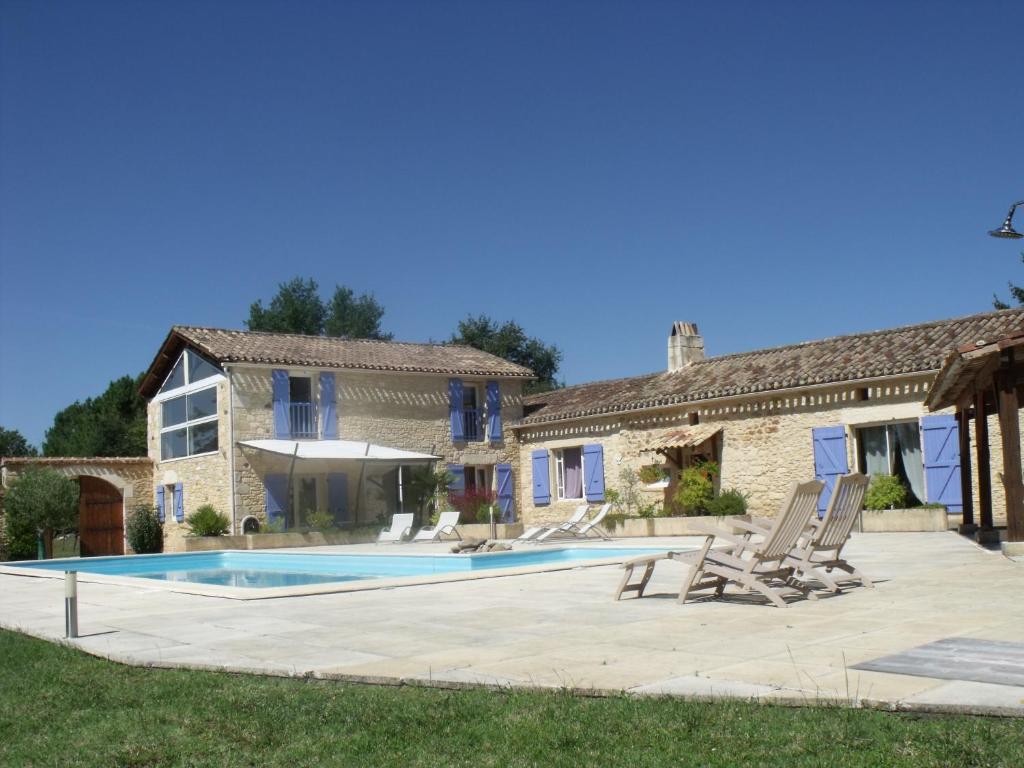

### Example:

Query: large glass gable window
xmin=158 ymin=349 xmax=222 ymax=460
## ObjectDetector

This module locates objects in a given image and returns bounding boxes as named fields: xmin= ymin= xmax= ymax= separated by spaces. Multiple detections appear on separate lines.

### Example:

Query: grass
xmin=1 ymin=630 xmax=1022 ymax=767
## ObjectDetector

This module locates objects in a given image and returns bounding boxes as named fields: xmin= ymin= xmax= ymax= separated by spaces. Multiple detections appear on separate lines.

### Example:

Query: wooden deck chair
xmin=723 ymin=474 xmax=872 ymax=592
xmin=412 ymin=511 xmax=461 ymax=542
xmin=532 ymin=505 xmax=591 ymax=542
xmin=377 ymin=513 xmax=414 ymax=543
xmin=615 ymin=480 xmax=824 ymax=608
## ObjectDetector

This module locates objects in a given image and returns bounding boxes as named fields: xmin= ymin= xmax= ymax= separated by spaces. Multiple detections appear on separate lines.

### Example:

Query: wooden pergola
xmin=926 ymin=331 xmax=1024 ymax=543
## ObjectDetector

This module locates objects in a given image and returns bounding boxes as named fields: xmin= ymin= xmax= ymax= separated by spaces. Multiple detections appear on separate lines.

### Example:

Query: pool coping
xmin=0 ymin=544 xmax=677 ymax=600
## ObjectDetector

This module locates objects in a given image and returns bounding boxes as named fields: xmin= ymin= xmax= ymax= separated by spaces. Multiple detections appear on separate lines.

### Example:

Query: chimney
xmin=667 ymin=321 xmax=704 ymax=372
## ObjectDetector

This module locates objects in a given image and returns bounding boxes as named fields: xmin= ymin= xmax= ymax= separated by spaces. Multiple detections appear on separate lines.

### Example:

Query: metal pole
xmin=65 ymin=571 xmax=78 ymax=639
xmin=489 ymin=505 xmax=497 ymax=539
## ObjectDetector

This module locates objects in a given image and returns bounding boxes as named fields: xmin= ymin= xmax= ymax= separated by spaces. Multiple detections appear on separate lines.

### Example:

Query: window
xmin=295 ymin=476 xmax=318 ymax=528
xmin=288 ymin=376 xmax=317 ymax=438
xmin=157 ymin=349 xmax=222 ymax=460
xmin=856 ymin=422 xmax=924 ymax=505
xmin=555 ymin=447 xmax=584 ymax=500
xmin=462 ymin=385 xmax=482 ymax=442
xmin=463 ymin=465 xmax=491 ymax=493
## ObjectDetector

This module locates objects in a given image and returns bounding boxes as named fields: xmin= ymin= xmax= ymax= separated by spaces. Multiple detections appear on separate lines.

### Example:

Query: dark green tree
xmin=450 ymin=315 xmax=563 ymax=393
xmin=324 ymin=286 xmax=393 ymax=340
xmin=993 ymin=252 xmax=1024 ymax=309
xmin=247 ymin=277 xmax=326 ymax=335
xmin=2 ymin=468 xmax=79 ymax=560
xmin=42 ymin=374 xmax=147 ymax=457
xmin=247 ymin=277 xmax=393 ymax=339
xmin=0 ymin=427 xmax=37 ymax=457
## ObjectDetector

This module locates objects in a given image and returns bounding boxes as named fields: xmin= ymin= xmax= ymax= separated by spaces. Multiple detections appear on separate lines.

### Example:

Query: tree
xmin=43 ymin=374 xmax=147 ymax=457
xmin=2 ymin=468 xmax=79 ymax=560
xmin=993 ymin=252 xmax=1024 ymax=309
xmin=247 ymin=277 xmax=326 ymax=335
xmin=450 ymin=315 xmax=563 ymax=393
xmin=324 ymin=286 xmax=393 ymax=340
xmin=0 ymin=427 xmax=37 ymax=458
xmin=246 ymin=277 xmax=393 ymax=339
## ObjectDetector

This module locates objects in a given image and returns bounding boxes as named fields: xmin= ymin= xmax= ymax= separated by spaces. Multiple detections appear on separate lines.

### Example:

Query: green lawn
xmin=1 ymin=630 xmax=1021 ymax=767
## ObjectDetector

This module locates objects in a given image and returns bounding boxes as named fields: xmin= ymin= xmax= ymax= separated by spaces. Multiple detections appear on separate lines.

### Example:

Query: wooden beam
xmin=975 ymin=389 xmax=994 ymax=530
xmin=957 ymin=407 xmax=975 ymax=528
xmin=997 ymin=358 xmax=1024 ymax=542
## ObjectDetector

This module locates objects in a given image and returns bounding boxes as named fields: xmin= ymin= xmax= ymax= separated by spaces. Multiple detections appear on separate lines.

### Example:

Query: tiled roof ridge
xmin=172 ymin=325 xmax=476 ymax=352
xmin=677 ymin=307 xmax=1024 ymax=370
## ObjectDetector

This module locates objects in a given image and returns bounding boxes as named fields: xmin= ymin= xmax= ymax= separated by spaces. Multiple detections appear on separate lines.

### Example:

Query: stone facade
xmin=149 ymin=363 xmax=526 ymax=544
xmin=514 ymin=375 xmax=1019 ymax=526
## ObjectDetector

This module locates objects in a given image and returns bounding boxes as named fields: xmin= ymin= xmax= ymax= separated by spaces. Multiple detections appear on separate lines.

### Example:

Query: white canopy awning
xmin=238 ymin=439 xmax=439 ymax=462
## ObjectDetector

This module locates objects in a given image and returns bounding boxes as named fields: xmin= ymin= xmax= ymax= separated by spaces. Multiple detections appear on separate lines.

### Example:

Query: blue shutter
xmin=264 ymin=474 xmax=288 ymax=529
xmin=155 ymin=486 xmax=165 ymax=523
xmin=272 ymin=369 xmax=290 ymax=439
xmin=173 ymin=482 xmax=184 ymax=523
xmin=320 ymin=372 xmax=337 ymax=439
xmin=812 ymin=426 xmax=849 ymax=516
xmin=448 ymin=379 xmax=464 ymax=441
xmin=532 ymin=449 xmax=551 ymax=505
xmin=327 ymin=472 xmax=349 ymax=525
xmin=496 ymin=463 xmax=514 ymax=522
xmin=486 ymin=381 xmax=502 ymax=442
xmin=921 ymin=415 xmax=963 ymax=513
xmin=583 ymin=444 xmax=606 ymax=502
xmin=447 ymin=464 xmax=465 ymax=495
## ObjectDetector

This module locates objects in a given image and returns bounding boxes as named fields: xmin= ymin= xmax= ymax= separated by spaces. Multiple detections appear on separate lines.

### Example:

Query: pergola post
xmin=957 ymin=406 xmax=976 ymax=533
xmin=996 ymin=360 xmax=1024 ymax=542
xmin=974 ymin=390 xmax=997 ymax=541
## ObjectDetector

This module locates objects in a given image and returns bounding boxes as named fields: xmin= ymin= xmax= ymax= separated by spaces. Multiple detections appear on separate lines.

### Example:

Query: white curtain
xmin=895 ymin=422 xmax=926 ymax=504
xmin=861 ymin=426 xmax=890 ymax=477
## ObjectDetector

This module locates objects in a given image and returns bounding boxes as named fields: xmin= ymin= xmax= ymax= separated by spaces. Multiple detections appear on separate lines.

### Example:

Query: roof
xmin=140 ymin=326 xmax=535 ymax=397
xmin=239 ymin=439 xmax=439 ymax=462
xmin=518 ymin=308 xmax=1024 ymax=427
xmin=645 ymin=424 xmax=723 ymax=451
xmin=0 ymin=457 xmax=152 ymax=466
xmin=925 ymin=330 xmax=1024 ymax=411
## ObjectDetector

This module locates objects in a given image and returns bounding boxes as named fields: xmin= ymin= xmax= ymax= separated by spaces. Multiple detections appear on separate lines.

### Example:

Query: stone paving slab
xmin=2 ymin=532 xmax=1023 ymax=717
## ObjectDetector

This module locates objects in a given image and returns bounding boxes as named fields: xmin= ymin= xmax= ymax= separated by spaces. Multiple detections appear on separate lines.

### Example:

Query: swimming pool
xmin=8 ymin=547 xmax=670 ymax=594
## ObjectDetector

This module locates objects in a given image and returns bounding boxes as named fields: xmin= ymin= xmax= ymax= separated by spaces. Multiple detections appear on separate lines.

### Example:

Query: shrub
xmin=125 ymin=505 xmax=163 ymax=554
xmin=2 ymin=468 xmax=79 ymax=560
xmin=186 ymin=505 xmax=231 ymax=537
xmin=305 ymin=509 xmax=335 ymax=531
xmin=448 ymin=488 xmax=496 ymax=523
xmin=673 ymin=463 xmax=717 ymax=516
xmin=705 ymin=489 xmax=749 ymax=516
xmin=638 ymin=464 xmax=668 ymax=485
xmin=864 ymin=475 xmax=909 ymax=511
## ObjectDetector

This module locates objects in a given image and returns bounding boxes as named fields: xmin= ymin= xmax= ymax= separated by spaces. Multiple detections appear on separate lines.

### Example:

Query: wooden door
xmin=79 ymin=476 xmax=124 ymax=557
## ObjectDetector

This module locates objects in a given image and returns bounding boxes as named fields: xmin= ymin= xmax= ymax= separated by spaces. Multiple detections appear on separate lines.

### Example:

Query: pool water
xmin=12 ymin=548 xmax=667 ymax=589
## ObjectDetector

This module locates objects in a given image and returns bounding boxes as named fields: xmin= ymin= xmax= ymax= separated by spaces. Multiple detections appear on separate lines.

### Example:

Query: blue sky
xmin=1 ymin=1 xmax=1021 ymax=448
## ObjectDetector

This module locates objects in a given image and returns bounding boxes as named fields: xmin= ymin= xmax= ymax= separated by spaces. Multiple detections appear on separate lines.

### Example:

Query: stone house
xmin=134 ymin=327 xmax=534 ymax=550
xmin=512 ymin=309 xmax=1024 ymax=527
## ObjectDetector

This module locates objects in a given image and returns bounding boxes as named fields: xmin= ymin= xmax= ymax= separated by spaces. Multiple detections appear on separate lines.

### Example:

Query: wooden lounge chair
xmin=412 ymin=511 xmax=461 ymax=542
xmin=377 ymin=513 xmax=414 ymax=543
xmin=614 ymin=480 xmax=824 ymax=608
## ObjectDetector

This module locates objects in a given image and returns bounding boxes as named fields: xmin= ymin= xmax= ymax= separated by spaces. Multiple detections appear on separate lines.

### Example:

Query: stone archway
xmin=79 ymin=476 xmax=125 ymax=556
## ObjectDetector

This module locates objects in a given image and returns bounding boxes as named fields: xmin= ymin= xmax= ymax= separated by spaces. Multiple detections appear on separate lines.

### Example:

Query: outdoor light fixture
xmin=988 ymin=200 xmax=1024 ymax=239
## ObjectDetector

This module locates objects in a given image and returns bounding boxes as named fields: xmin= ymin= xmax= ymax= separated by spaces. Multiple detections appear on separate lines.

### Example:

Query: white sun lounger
xmin=412 ymin=511 xmax=461 ymax=542
xmin=378 ymin=513 xmax=414 ymax=543
xmin=525 ymin=505 xmax=589 ymax=543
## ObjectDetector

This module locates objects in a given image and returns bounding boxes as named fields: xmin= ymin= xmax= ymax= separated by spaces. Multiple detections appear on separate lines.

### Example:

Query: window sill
xmin=158 ymin=450 xmax=221 ymax=465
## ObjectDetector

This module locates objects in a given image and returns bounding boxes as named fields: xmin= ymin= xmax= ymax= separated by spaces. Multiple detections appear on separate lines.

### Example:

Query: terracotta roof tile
xmin=517 ymin=309 xmax=1024 ymax=427
xmin=172 ymin=327 xmax=534 ymax=378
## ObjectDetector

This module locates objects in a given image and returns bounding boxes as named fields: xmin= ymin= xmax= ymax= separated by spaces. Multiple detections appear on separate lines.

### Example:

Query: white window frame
xmin=155 ymin=349 xmax=224 ymax=461
xmin=554 ymin=446 xmax=585 ymax=501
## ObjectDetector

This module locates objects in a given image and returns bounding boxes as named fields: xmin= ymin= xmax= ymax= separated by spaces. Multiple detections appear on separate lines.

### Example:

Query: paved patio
xmin=2 ymin=532 xmax=1022 ymax=717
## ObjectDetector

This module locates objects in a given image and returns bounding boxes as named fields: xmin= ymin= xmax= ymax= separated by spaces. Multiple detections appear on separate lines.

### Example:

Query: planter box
xmin=459 ymin=523 xmax=524 ymax=540
xmin=601 ymin=514 xmax=751 ymax=538
xmin=183 ymin=528 xmax=379 ymax=552
xmin=858 ymin=508 xmax=949 ymax=533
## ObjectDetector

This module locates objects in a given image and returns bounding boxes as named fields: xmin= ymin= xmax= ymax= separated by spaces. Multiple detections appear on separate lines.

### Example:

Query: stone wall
xmin=227 ymin=365 xmax=525 ymax=528
xmin=514 ymin=375 xmax=1020 ymax=526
